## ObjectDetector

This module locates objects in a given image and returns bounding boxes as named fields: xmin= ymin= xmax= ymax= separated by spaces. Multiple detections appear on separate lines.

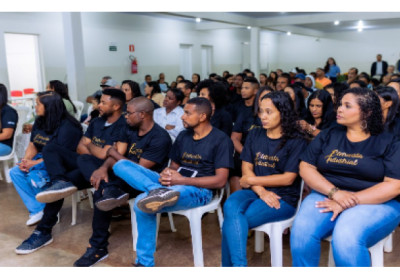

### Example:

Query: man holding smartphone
xmin=113 ymin=97 xmax=234 ymax=267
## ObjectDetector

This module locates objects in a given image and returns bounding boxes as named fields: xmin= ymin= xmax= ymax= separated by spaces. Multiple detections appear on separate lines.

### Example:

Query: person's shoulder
xmin=152 ymin=123 xmax=171 ymax=138
xmin=173 ymin=106 xmax=184 ymax=113
xmin=210 ymin=127 xmax=231 ymax=141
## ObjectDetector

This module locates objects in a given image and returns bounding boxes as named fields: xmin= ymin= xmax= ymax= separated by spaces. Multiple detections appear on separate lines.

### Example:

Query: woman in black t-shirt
xmin=291 ymin=87 xmax=400 ymax=267
xmin=0 ymin=84 xmax=18 ymax=156
xmin=10 ymin=91 xmax=82 ymax=226
xmin=221 ymin=91 xmax=307 ymax=267
xmin=298 ymin=90 xmax=335 ymax=138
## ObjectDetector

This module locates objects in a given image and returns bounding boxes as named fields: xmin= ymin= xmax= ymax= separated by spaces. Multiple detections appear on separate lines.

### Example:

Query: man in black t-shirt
xmin=73 ymin=97 xmax=172 ymax=267
xmin=112 ymin=97 xmax=234 ymax=267
xmin=15 ymin=89 xmax=127 ymax=256
xmin=230 ymin=77 xmax=260 ymax=193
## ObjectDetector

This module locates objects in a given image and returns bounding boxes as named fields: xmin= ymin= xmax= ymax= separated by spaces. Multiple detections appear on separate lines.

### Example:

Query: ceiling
xmin=137 ymin=12 xmax=400 ymax=37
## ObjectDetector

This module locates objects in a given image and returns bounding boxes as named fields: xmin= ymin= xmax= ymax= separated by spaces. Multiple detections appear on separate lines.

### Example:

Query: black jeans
xmin=89 ymin=178 xmax=140 ymax=249
xmin=36 ymin=150 xmax=103 ymax=234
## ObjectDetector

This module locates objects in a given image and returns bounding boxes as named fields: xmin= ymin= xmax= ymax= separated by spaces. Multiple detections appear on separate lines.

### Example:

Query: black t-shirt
xmin=119 ymin=123 xmax=172 ymax=173
xmin=233 ymin=105 xmax=261 ymax=145
xmin=170 ymin=127 xmax=234 ymax=178
xmin=301 ymin=126 xmax=400 ymax=193
xmin=241 ymin=127 xmax=308 ymax=207
xmin=84 ymin=114 xmax=126 ymax=148
xmin=387 ymin=116 xmax=400 ymax=138
xmin=1 ymin=105 xmax=18 ymax=147
xmin=31 ymin=118 xmax=82 ymax=152
xmin=211 ymin=108 xmax=233 ymax=136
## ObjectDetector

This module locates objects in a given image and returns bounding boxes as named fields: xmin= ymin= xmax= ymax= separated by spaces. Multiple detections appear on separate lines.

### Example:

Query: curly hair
xmin=260 ymin=91 xmax=308 ymax=151
xmin=339 ymin=87 xmax=383 ymax=135
xmin=121 ymin=80 xmax=141 ymax=99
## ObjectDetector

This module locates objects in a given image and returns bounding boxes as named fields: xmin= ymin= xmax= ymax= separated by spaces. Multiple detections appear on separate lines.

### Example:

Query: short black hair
xmin=168 ymin=88 xmax=185 ymax=103
xmin=186 ymin=97 xmax=212 ymax=121
xmin=243 ymin=76 xmax=260 ymax=88
xmin=102 ymin=88 xmax=126 ymax=107
xmin=178 ymin=79 xmax=195 ymax=91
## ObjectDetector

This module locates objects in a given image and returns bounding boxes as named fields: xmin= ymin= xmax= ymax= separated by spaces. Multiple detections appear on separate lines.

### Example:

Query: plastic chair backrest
xmin=11 ymin=90 xmax=23 ymax=97
xmin=23 ymin=88 xmax=35 ymax=94
xmin=72 ymin=100 xmax=84 ymax=121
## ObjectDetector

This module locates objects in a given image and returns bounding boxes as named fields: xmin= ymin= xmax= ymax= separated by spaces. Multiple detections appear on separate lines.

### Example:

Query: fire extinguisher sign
xmin=129 ymin=44 xmax=135 ymax=52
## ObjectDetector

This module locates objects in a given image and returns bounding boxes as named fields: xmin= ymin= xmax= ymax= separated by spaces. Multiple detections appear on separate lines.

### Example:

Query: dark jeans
xmin=89 ymin=178 xmax=140 ymax=249
xmin=36 ymin=150 xmax=103 ymax=234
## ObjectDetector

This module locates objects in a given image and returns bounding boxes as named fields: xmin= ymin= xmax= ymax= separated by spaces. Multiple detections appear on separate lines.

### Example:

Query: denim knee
xmin=10 ymin=165 xmax=24 ymax=179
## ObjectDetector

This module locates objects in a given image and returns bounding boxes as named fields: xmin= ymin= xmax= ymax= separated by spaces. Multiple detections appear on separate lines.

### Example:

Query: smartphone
xmin=177 ymin=167 xmax=198 ymax=178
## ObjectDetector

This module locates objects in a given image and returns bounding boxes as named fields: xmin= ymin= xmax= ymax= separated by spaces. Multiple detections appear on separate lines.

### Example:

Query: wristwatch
xmin=328 ymin=187 xmax=339 ymax=200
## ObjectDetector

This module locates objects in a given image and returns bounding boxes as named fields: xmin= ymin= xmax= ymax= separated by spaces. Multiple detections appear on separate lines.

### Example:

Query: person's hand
xmin=165 ymin=125 xmax=176 ymax=130
xmin=316 ymin=198 xmax=344 ymax=221
xmin=297 ymin=120 xmax=309 ymax=130
xmin=159 ymin=168 xmax=183 ymax=186
xmin=331 ymin=190 xmax=359 ymax=209
xmin=90 ymin=167 xmax=108 ymax=190
xmin=239 ymin=175 xmax=252 ymax=188
xmin=18 ymin=159 xmax=38 ymax=172
xmin=23 ymin=123 xmax=33 ymax=134
xmin=258 ymin=189 xmax=281 ymax=209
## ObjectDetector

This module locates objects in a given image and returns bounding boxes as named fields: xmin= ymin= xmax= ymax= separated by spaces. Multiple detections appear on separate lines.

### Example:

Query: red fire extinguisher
xmin=130 ymin=55 xmax=138 ymax=74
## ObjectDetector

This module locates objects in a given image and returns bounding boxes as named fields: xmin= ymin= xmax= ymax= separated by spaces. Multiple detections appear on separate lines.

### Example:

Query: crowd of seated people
xmin=5 ymin=56 xmax=400 ymax=267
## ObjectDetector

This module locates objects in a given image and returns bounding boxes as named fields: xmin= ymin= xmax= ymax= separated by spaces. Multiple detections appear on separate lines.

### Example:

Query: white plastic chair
xmin=128 ymin=198 xmax=176 ymax=252
xmin=325 ymin=232 xmax=393 ymax=267
xmin=72 ymin=100 xmax=84 ymax=121
xmin=251 ymin=180 xmax=305 ymax=267
xmin=0 ymin=106 xmax=30 ymax=183
xmin=165 ymin=188 xmax=225 ymax=267
xmin=70 ymin=189 xmax=94 ymax=225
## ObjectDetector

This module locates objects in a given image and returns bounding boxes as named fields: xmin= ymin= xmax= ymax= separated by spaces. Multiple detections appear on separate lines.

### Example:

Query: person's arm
xmin=77 ymin=136 xmax=91 ymax=155
xmin=160 ymin=163 xmax=228 ymax=190
xmin=231 ymin=132 xmax=243 ymax=154
xmin=87 ymin=142 xmax=112 ymax=160
xmin=299 ymin=161 xmax=359 ymax=209
xmin=240 ymin=161 xmax=298 ymax=188
xmin=354 ymin=177 xmax=400 ymax=204
xmin=0 ymin=128 xmax=14 ymax=141
xmin=18 ymin=142 xmax=42 ymax=172
xmin=165 ymin=113 xmax=185 ymax=139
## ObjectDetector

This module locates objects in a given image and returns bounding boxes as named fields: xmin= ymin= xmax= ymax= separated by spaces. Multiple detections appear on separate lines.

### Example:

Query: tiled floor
xmin=1 ymin=180 xmax=400 ymax=267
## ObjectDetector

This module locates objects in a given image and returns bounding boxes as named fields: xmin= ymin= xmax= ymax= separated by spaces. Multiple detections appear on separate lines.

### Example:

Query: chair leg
xmin=383 ymin=233 xmax=393 ymax=253
xmin=88 ymin=190 xmax=94 ymax=209
xmin=217 ymin=205 xmax=224 ymax=231
xmin=254 ymin=231 xmax=265 ymax=253
xmin=71 ymin=192 xmax=78 ymax=225
xmin=168 ymin=213 xmax=177 ymax=232
xmin=188 ymin=213 xmax=204 ymax=267
xmin=327 ymin=243 xmax=335 ymax=267
xmin=370 ymin=240 xmax=385 ymax=267
xmin=128 ymin=199 xmax=137 ymax=252
xmin=269 ymin=226 xmax=284 ymax=267
xmin=3 ymin=159 xmax=11 ymax=183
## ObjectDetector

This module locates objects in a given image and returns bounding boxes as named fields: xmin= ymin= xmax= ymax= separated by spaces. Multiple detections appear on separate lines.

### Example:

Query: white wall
xmin=273 ymin=27 xmax=400 ymax=75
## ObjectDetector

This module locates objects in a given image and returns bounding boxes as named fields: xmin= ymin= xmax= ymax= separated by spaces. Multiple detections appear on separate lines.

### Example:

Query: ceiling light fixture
xmin=195 ymin=17 xmax=201 ymax=23
xmin=247 ymin=26 xmax=252 ymax=30
xmin=287 ymin=31 xmax=291 ymax=36
xmin=334 ymin=20 xmax=340 ymax=25
xmin=358 ymin=28 xmax=363 ymax=32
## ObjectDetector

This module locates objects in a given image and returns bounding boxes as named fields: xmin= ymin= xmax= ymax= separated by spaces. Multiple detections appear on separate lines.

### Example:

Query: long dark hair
xmin=0 ymin=84 xmax=9 ymax=109
xmin=305 ymin=90 xmax=335 ymax=129
xmin=121 ymin=80 xmax=141 ymax=100
xmin=339 ymin=87 xmax=383 ymax=135
xmin=324 ymin=57 xmax=337 ymax=73
xmin=147 ymin=81 xmax=161 ymax=98
xmin=35 ymin=91 xmax=81 ymax=134
xmin=48 ymin=80 xmax=77 ymax=113
xmin=260 ymin=91 xmax=307 ymax=151
xmin=375 ymin=86 xmax=399 ymax=131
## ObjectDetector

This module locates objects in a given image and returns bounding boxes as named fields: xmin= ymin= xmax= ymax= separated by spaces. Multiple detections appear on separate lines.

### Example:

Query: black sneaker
xmin=95 ymin=186 xmax=129 ymax=212
xmin=36 ymin=180 xmax=77 ymax=203
xmin=137 ymin=188 xmax=180 ymax=213
xmin=15 ymin=230 xmax=53 ymax=255
xmin=73 ymin=246 xmax=108 ymax=267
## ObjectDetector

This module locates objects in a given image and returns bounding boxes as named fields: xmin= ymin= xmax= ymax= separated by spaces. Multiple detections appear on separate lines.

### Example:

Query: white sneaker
xmin=26 ymin=211 xmax=44 ymax=226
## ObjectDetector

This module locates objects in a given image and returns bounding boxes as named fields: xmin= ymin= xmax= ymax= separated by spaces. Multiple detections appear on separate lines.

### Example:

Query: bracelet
xmin=328 ymin=187 xmax=339 ymax=200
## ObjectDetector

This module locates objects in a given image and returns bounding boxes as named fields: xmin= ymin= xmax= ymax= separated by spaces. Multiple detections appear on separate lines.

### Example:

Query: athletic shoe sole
xmin=89 ymin=254 xmax=109 ymax=267
xmin=95 ymin=193 xmax=129 ymax=212
xmin=15 ymin=238 xmax=53 ymax=255
xmin=36 ymin=186 xmax=78 ymax=203
xmin=137 ymin=192 xmax=180 ymax=213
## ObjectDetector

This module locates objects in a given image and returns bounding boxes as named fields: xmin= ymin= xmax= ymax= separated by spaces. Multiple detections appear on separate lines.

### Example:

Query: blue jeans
xmin=221 ymin=189 xmax=296 ymax=266
xmin=113 ymin=159 xmax=214 ymax=267
xmin=0 ymin=143 xmax=12 ymax=156
xmin=10 ymin=166 xmax=45 ymax=215
xmin=290 ymin=191 xmax=400 ymax=267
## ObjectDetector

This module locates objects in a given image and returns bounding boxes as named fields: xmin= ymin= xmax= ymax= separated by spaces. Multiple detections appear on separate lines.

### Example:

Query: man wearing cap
xmin=86 ymin=76 xmax=112 ymax=104
xmin=15 ymin=88 xmax=127 ymax=256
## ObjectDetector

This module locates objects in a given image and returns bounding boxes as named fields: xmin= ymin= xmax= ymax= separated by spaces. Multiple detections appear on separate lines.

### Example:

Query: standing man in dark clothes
xmin=15 ymin=89 xmax=127 ymax=255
